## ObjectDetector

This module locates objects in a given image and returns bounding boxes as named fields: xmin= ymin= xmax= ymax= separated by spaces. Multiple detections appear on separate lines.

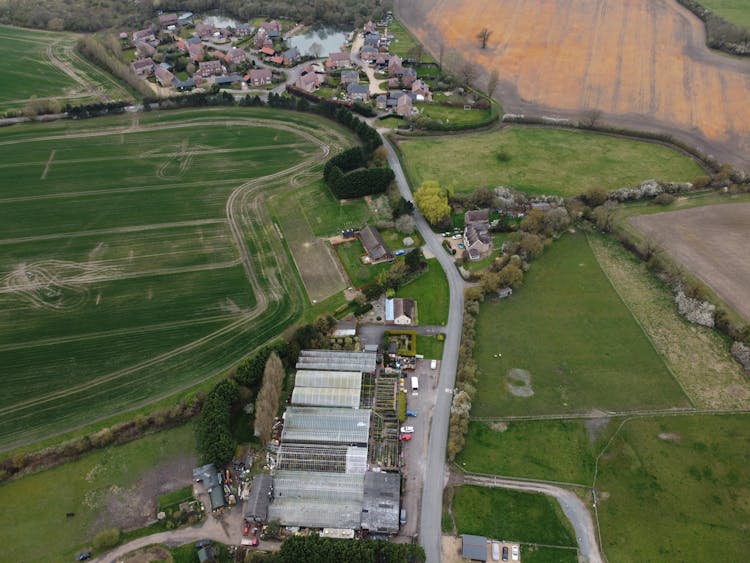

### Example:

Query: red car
xmin=243 ymin=524 xmax=250 ymax=536
xmin=249 ymin=537 xmax=259 ymax=547
xmin=399 ymin=433 xmax=412 ymax=441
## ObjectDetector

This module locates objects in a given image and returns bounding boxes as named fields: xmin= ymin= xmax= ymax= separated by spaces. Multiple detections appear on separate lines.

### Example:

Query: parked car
xmin=491 ymin=541 xmax=500 ymax=561
xmin=243 ymin=524 xmax=250 ymax=535
xmin=406 ymin=410 xmax=418 ymax=417
xmin=400 ymin=508 xmax=407 ymax=525
xmin=399 ymin=433 xmax=412 ymax=441
xmin=400 ymin=426 xmax=414 ymax=434
xmin=502 ymin=546 xmax=508 ymax=561
xmin=394 ymin=249 xmax=406 ymax=256
xmin=76 ymin=553 xmax=91 ymax=561
xmin=452 ymin=234 xmax=462 ymax=239
xmin=195 ymin=540 xmax=213 ymax=549
xmin=512 ymin=545 xmax=519 ymax=561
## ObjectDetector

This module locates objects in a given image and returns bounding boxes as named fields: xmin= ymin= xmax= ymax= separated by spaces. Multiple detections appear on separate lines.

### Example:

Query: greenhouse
xmin=296 ymin=349 xmax=377 ymax=373
xmin=281 ymin=407 xmax=371 ymax=445
xmin=291 ymin=370 xmax=363 ymax=408
xmin=268 ymin=470 xmax=365 ymax=529
xmin=276 ymin=444 xmax=368 ymax=474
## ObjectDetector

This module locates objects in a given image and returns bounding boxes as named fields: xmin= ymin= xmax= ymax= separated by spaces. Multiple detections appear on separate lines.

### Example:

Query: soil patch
xmin=489 ymin=421 xmax=509 ymax=432
xmin=584 ymin=416 xmax=611 ymax=445
xmin=122 ymin=545 xmax=172 ymax=562
xmin=506 ymin=368 xmax=534 ymax=397
xmin=93 ymin=453 xmax=197 ymax=534
xmin=628 ymin=203 xmax=750 ymax=322
xmin=658 ymin=432 xmax=682 ymax=441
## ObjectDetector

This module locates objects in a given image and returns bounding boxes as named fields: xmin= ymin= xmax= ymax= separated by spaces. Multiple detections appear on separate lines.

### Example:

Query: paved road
xmin=460 ymin=473 xmax=603 ymax=563
xmin=381 ymin=133 xmax=465 ymax=563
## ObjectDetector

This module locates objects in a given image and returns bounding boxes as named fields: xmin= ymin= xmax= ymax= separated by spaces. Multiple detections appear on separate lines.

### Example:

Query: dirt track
xmin=629 ymin=202 xmax=750 ymax=322
xmin=396 ymin=0 xmax=750 ymax=171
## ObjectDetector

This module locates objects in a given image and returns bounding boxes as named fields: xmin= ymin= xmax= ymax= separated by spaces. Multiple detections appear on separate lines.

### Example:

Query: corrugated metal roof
xmin=462 ymin=535 xmax=488 ymax=561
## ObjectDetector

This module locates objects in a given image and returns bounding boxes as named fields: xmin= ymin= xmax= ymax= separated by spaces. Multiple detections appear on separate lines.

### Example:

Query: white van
xmin=410 ymin=376 xmax=419 ymax=394
xmin=491 ymin=541 xmax=500 ymax=561
xmin=430 ymin=359 xmax=437 ymax=370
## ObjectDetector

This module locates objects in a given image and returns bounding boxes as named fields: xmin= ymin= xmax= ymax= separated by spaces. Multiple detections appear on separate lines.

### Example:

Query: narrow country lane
xmin=381 ymin=132 xmax=465 ymax=563
xmin=459 ymin=472 xmax=604 ymax=563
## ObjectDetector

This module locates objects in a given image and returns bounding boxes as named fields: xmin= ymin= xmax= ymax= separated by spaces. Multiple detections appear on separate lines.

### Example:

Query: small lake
xmin=287 ymin=26 xmax=351 ymax=57
xmin=202 ymin=15 xmax=242 ymax=28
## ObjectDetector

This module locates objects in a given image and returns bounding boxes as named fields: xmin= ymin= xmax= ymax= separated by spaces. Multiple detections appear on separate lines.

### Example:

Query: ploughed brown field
xmin=397 ymin=0 xmax=750 ymax=170
xmin=629 ymin=203 xmax=750 ymax=322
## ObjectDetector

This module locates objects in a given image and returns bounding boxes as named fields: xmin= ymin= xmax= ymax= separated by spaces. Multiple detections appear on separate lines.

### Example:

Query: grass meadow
xmin=452 ymin=485 xmax=576 ymax=547
xmin=387 ymin=19 xmax=436 ymax=63
xmin=0 ymin=107 xmax=353 ymax=451
xmin=472 ymin=233 xmax=689 ymax=416
xmin=0 ymin=424 xmax=197 ymax=562
xmin=399 ymin=126 xmax=703 ymax=196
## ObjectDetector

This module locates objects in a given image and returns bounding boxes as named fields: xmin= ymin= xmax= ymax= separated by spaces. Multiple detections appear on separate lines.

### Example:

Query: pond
xmin=202 ymin=15 xmax=242 ymax=28
xmin=287 ymin=26 xmax=351 ymax=57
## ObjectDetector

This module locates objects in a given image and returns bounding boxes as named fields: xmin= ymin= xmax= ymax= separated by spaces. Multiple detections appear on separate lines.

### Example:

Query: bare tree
xmin=408 ymin=44 xmax=424 ymax=64
xmin=487 ymin=69 xmax=499 ymax=98
xmin=477 ymin=27 xmax=493 ymax=49
xmin=460 ymin=60 xmax=478 ymax=86
xmin=253 ymin=352 xmax=285 ymax=443
xmin=581 ymin=108 xmax=603 ymax=128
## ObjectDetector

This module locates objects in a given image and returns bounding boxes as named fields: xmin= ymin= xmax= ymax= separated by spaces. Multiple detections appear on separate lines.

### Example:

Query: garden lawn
xmin=0 ymin=424 xmax=197 ymax=562
xmin=472 ymin=233 xmax=690 ymax=416
xmin=417 ymin=335 xmax=444 ymax=360
xmin=452 ymin=485 xmax=576 ymax=547
xmin=521 ymin=546 xmax=579 ymax=563
xmin=457 ymin=420 xmax=599 ymax=484
xmin=596 ymin=414 xmax=750 ymax=562
xmin=387 ymin=19 xmax=436 ymax=63
xmin=335 ymin=240 xmax=390 ymax=286
xmin=416 ymin=103 xmax=493 ymax=128
xmin=396 ymin=259 xmax=449 ymax=325
xmin=399 ymin=126 xmax=703 ymax=196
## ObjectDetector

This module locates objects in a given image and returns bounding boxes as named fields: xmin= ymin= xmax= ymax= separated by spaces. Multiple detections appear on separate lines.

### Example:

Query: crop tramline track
xmin=0 ymin=115 xmax=352 ymax=448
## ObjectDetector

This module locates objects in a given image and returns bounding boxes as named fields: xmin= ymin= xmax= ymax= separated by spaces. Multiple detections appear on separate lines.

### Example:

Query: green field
xmin=292 ymin=180 xmax=373 ymax=237
xmin=0 ymin=107 xmax=354 ymax=450
xmin=457 ymin=420 xmax=597 ymax=484
xmin=399 ymin=127 xmax=703 ymax=196
xmin=0 ymin=424 xmax=197 ymax=562
xmin=452 ymin=485 xmax=576 ymax=547
xmin=0 ymin=25 xmax=131 ymax=111
xmin=599 ymin=414 xmax=750 ymax=561
xmin=521 ymin=545 xmax=579 ymax=563
xmin=396 ymin=259 xmax=449 ymax=325
xmin=472 ymin=233 xmax=690 ymax=416
xmin=700 ymin=0 xmax=750 ymax=28
xmin=417 ymin=335 xmax=444 ymax=359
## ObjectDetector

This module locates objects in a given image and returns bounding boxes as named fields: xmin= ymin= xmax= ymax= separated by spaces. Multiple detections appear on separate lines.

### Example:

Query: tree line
xmin=0 ymin=0 xmax=392 ymax=32
xmin=246 ymin=534 xmax=425 ymax=562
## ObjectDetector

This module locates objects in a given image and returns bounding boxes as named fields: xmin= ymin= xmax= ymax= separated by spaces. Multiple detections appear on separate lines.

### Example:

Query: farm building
xmin=268 ymin=471 xmax=365 ymax=529
xmin=360 ymin=471 xmax=401 ymax=533
xmin=462 ymin=534 xmax=488 ymax=561
xmin=333 ymin=319 xmax=357 ymax=337
xmin=358 ymin=225 xmax=392 ymax=262
xmin=245 ymin=474 xmax=273 ymax=523
xmin=464 ymin=208 xmax=493 ymax=260
xmin=291 ymin=369 xmax=362 ymax=408
xmin=296 ymin=349 xmax=377 ymax=373
xmin=280 ymin=406 xmax=371 ymax=445
xmin=276 ymin=443 xmax=368 ymax=474
xmin=193 ymin=463 xmax=226 ymax=511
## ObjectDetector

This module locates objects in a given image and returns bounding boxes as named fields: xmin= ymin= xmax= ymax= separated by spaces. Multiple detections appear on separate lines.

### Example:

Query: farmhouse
xmin=158 ymin=13 xmax=178 ymax=28
xmin=259 ymin=20 xmax=282 ymax=37
xmin=402 ymin=67 xmax=417 ymax=88
xmin=388 ymin=55 xmax=404 ymax=77
xmin=131 ymin=57 xmax=155 ymax=78
xmin=135 ymin=41 xmax=156 ymax=59
xmin=187 ymin=42 xmax=204 ymax=62
xmin=326 ymin=51 xmax=351 ymax=70
xmin=155 ymin=65 xmax=175 ymax=87
xmin=283 ymin=47 xmax=300 ymax=66
xmin=464 ymin=208 xmax=493 ymax=260
xmin=198 ymin=60 xmax=223 ymax=78
xmin=195 ymin=23 xmax=216 ymax=40
xmin=236 ymin=23 xmax=254 ymax=37
xmin=358 ymin=225 xmax=391 ymax=262
xmin=347 ymin=82 xmax=370 ymax=101
xmin=295 ymin=71 xmax=319 ymax=92
xmin=411 ymin=79 xmax=432 ymax=101
xmin=260 ymin=46 xmax=276 ymax=57
xmin=132 ymin=28 xmax=156 ymax=44
xmin=340 ymin=70 xmax=359 ymax=85
xmin=385 ymin=298 xmax=416 ymax=325
xmin=396 ymin=94 xmax=413 ymax=117
xmin=224 ymin=47 xmax=246 ymax=64
xmin=247 ymin=68 xmax=272 ymax=86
